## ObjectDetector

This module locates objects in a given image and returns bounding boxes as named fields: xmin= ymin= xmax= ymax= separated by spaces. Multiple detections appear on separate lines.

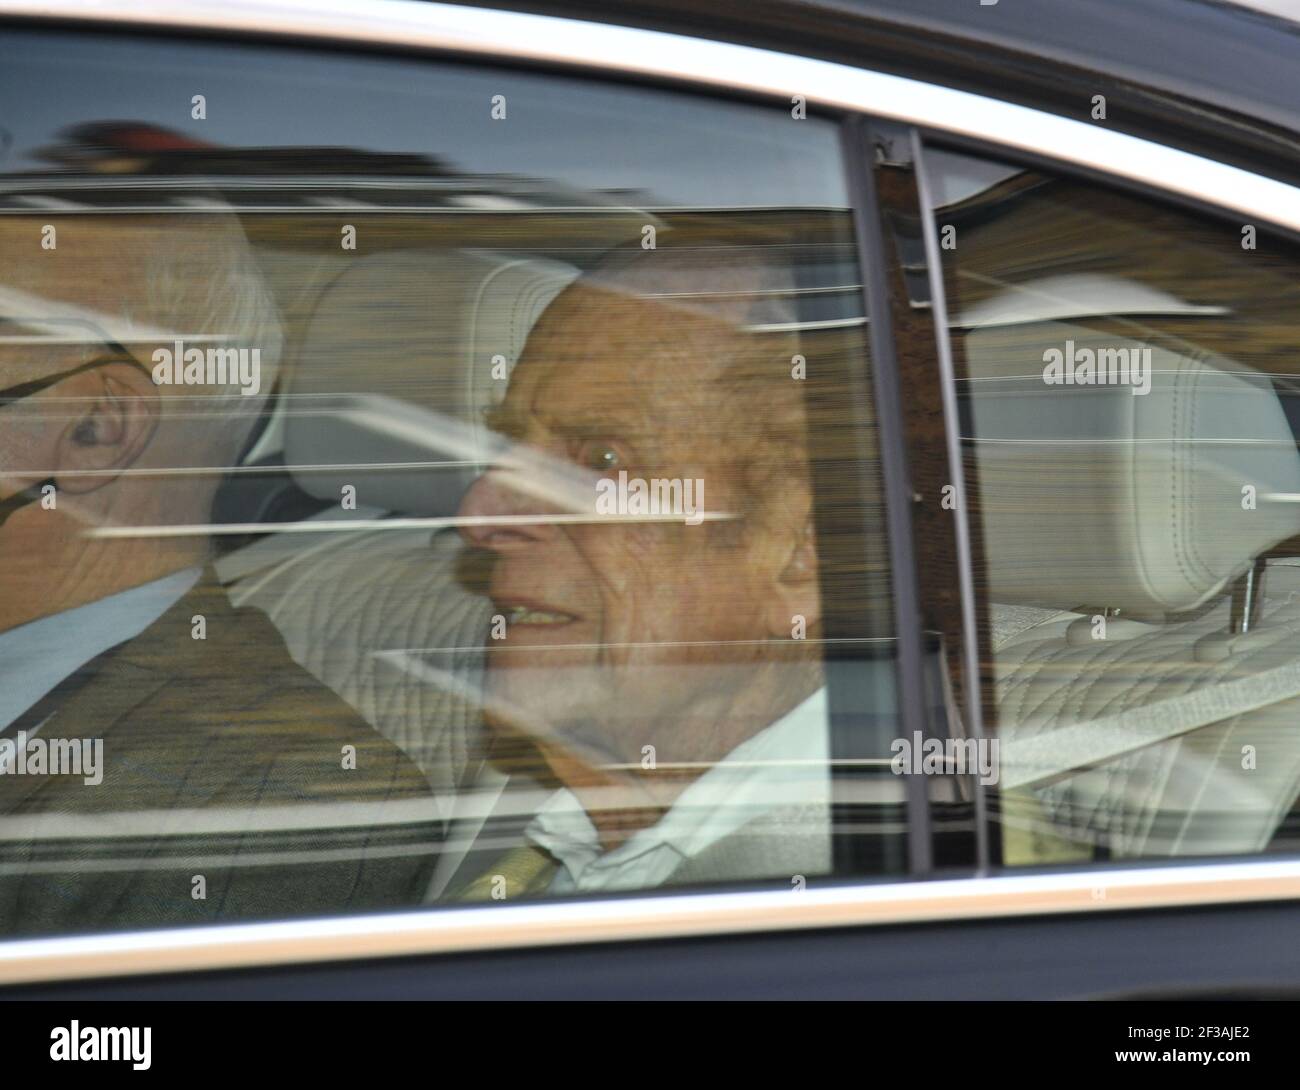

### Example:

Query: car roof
xmin=499 ymin=0 xmax=1300 ymax=180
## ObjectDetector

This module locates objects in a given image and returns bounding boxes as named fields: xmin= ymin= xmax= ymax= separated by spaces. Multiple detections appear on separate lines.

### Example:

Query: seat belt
xmin=1001 ymin=651 xmax=1300 ymax=790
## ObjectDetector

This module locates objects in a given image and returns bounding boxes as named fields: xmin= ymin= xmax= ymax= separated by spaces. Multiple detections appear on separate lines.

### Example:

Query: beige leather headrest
xmin=966 ymin=320 xmax=1300 ymax=614
xmin=284 ymin=250 xmax=578 ymax=514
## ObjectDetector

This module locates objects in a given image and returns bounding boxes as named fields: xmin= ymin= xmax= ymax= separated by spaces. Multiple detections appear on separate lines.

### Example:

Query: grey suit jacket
xmin=0 ymin=572 xmax=440 ymax=937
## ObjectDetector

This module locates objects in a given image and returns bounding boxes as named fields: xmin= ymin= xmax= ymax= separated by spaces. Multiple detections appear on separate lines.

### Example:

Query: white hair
xmin=133 ymin=210 xmax=283 ymax=468
xmin=576 ymin=241 xmax=799 ymax=331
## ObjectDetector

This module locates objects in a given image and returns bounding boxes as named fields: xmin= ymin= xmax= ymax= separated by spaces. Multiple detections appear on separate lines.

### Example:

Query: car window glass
xmin=0 ymin=29 xmax=899 ymax=938
xmin=926 ymin=145 xmax=1300 ymax=864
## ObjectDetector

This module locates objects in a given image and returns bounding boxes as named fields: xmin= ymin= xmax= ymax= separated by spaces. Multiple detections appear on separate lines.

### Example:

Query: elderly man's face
xmin=0 ymin=215 xmax=275 ymax=636
xmin=0 ymin=220 xmax=152 ymax=509
xmin=0 ymin=216 xmax=268 ymax=509
xmin=459 ymin=290 xmax=819 ymax=770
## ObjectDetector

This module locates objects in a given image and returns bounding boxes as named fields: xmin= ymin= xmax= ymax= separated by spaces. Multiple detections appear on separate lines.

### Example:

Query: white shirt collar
xmin=0 ymin=567 xmax=202 ymax=734
xmin=526 ymin=687 xmax=828 ymax=893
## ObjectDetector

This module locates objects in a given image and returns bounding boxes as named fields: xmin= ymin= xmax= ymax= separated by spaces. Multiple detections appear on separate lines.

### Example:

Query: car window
xmin=925 ymin=145 xmax=1300 ymax=864
xmin=0 ymin=28 xmax=899 ymax=939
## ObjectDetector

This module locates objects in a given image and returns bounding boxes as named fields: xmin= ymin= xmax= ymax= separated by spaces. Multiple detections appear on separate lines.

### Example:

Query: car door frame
xmin=1 ymin=0 xmax=1300 ymax=997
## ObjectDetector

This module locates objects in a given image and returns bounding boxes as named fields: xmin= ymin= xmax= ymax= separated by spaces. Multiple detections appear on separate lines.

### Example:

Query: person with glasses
xmin=0 ymin=212 xmax=437 ymax=938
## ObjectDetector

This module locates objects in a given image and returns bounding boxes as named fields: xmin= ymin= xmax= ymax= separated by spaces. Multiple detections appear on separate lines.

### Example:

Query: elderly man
xmin=0 ymin=213 xmax=436 ymax=935
xmin=444 ymin=244 xmax=831 ymax=898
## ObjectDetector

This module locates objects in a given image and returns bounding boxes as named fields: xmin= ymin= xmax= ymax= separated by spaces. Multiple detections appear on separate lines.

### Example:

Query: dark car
xmin=0 ymin=0 xmax=1298 ymax=1007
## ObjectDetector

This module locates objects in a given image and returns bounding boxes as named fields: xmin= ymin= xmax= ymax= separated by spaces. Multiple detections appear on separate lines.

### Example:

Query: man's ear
xmin=52 ymin=361 xmax=160 ymax=494
xmin=763 ymin=509 xmax=821 ymax=640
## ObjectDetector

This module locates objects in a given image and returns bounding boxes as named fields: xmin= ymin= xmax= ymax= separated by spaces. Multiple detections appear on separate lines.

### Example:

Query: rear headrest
xmin=965 ymin=320 xmax=1300 ymax=615
xmin=284 ymin=250 xmax=578 ymax=515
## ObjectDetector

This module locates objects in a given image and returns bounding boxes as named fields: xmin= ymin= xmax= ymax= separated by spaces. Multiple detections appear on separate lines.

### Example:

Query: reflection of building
xmin=2 ymin=121 xmax=655 ymax=212
xmin=32 ymin=122 xmax=447 ymax=176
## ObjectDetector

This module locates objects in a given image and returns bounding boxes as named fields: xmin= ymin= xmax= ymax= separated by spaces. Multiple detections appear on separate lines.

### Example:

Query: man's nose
xmin=458 ymin=467 xmax=560 ymax=550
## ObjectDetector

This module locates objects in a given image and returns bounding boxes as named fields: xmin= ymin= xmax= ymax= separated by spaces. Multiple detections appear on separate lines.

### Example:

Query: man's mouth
xmin=499 ymin=602 xmax=578 ymax=627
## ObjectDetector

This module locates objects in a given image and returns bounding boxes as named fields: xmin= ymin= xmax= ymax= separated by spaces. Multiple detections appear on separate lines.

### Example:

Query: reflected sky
xmin=0 ymin=28 xmax=851 ymax=210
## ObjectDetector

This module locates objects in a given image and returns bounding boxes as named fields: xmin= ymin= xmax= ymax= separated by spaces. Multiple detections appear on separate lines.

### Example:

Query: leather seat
xmin=964 ymin=313 xmax=1300 ymax=856
xmin=216 ymin=250 xmax=579 ymax=800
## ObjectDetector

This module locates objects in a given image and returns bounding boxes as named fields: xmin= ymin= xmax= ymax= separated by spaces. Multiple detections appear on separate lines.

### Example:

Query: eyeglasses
xmin=1 ymin=315 xmax=154 ymax=402
xmin=0 ymin=324 xmax=151 ymax=527
xmin=0 ymin=349 xmax=150 ymax=409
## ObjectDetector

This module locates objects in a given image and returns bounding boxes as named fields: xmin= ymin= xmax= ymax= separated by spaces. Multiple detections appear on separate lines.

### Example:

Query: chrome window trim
xmin=0 ymin=0 xmax=1298 ymax=983
xmin=2 ymin=859 xmax=1299 ymax=985
xmin=911 ymin=128 xmax=991 ymax=872
xmin=0 ymin=0 xmax=1299 ymax=234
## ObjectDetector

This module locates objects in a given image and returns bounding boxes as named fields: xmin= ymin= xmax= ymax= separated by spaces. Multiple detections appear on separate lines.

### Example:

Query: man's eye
xmin=578 ymin=441 xmax=622 ymax=473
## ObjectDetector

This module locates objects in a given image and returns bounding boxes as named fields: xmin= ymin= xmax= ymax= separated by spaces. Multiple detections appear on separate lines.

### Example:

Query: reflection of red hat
xmin=61 ymin=122 xmax=217 ymax=154
xmin=91 ymin=123 xmax=217 ymax=153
